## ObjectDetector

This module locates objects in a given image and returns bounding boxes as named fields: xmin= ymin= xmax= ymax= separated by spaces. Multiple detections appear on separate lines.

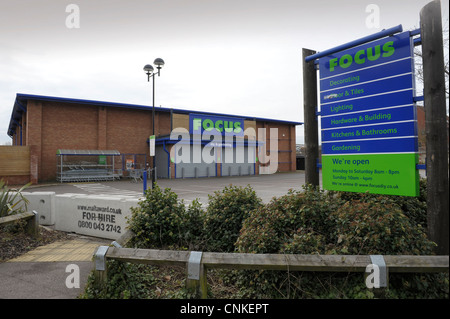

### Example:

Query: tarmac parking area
xmin=27 ymin=171 xmax=308 ymax=205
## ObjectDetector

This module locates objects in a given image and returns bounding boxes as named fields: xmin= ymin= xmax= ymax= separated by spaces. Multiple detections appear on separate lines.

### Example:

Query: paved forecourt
xmin=27 ymin=171 xmax=308 ymax=205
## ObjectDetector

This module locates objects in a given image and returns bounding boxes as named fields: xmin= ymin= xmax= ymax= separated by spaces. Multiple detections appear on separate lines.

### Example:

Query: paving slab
xmin=0 ymin=237 xmax=109 ymax=299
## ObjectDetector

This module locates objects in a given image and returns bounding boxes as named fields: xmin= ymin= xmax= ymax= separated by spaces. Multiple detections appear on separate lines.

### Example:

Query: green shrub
xmin=127 ymin=184 xmax=186 ymax=249
xmin=234 ymin=184 xmax=447 ymax=299
xmin=328 ymin=196 xmax=436 ymax=255
xmin=204 ymin=185 xmax=262 ymax=252
xmin=127 ymin=184 xmax=207 ymax=250
xmin=335 ymin=178 xmax=428 ymax=228
xmin=282 ymin=227 xmax=326 ymax=254
xmin=81 ymin=261 xmax=157 ymax=299
xmin=388 ymin=178 xmax=428 ymax=228
xmin=236 ymin=185 xmax=339 ymax=254
xmin=181 ymin=199 xmax=206 ymax=251
xmin=235 ymin=185 xmax=341 ymax=298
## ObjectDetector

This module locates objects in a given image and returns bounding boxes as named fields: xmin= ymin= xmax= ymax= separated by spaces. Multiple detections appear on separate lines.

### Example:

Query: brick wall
xmin=41 ymin=101 xmax=99 ymax=180
xmin=256 ymin=121 xmax=295 ymax=172
xmin=23 ymin=101 xmax=174 ymax=182
xmin=19 ymin=99 xmax=296 ymax=181
xmin=106 ymin=107 xmax=152 ymax=154
xmin=26 ymin=101 xmax=43 ymax=180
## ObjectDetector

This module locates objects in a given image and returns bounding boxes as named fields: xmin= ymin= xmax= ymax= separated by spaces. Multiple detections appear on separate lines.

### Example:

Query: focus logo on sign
xmin=190 ymin=114 xmax=244 ymax=136
xmin=319 ymin=31 xmax=419 ymax=197
xmin=328 ymin=41 xmax=395 ymax=72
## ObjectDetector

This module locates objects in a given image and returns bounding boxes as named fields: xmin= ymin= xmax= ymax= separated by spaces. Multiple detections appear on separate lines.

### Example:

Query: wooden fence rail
xmin=92 ymin=239 xmax=449 ymax=299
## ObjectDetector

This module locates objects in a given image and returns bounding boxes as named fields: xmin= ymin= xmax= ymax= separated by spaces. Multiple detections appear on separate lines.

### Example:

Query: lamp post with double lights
xmin=143 ymin=58 xmax=165 ymax=189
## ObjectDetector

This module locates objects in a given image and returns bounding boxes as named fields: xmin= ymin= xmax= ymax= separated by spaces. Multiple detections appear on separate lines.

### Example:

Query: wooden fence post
xmin=185 ymin=265 xmax=208 ymax=299
xmin=186 ymin=251 xmax=208 ymax=298
xmin=302 ymin=48 xmax=320 ymax=186
xmin=420 ymin=0 xmax=449 ymax=255
xmin=24 ymin=211 xmax=39 ymax=239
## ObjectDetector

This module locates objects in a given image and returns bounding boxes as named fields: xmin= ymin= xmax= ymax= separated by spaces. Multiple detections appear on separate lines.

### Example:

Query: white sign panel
xmin=149 ymin=135 xmax=155 ymax=157
xmin=55 ymin=194 xmax=140 ymax=240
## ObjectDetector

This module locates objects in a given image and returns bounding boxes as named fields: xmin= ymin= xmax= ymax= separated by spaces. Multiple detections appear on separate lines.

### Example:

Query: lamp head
xmin=143 ymin=64 xmax=154 ymax=74
xmin=154 ymin=58 xmax=165 ymax=67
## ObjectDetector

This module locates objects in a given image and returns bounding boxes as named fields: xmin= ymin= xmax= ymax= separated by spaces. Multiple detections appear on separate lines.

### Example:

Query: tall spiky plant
xmin=0 ymin=179 xmax=31 ymax=218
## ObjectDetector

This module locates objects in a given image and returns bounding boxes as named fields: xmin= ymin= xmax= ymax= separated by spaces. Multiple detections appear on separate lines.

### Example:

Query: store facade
xmin=7 ymin=93 xmax=302 ymax=183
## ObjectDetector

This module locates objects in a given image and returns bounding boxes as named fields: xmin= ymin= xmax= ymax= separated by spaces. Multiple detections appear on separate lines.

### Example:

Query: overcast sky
xmin=1 ymin=0 xmax=448 ymax=145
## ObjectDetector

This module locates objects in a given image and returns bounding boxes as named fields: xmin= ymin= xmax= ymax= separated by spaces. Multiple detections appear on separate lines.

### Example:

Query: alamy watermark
xmin=65 ymin=4 xmax=80 ymax=29
xmin=365 ymin=263 xmax=380 ymax=288
xmin=65 ymin=264 xmax=80 ymax=289
xmin=365 ymin=263 xmax=388 ymax=289
xmin=365 ymin=4 xmax=380 ymax=29
xmin=169 ymin=127 xmax=279 ymax=174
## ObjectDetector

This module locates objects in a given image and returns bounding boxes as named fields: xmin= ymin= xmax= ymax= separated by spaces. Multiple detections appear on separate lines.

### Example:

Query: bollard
xmin=143 ymin=170 xmax=147 ymax=195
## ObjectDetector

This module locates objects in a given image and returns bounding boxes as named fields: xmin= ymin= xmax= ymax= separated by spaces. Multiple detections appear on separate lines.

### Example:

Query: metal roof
xmin=8 ymin=93 xmax=303 ymax=137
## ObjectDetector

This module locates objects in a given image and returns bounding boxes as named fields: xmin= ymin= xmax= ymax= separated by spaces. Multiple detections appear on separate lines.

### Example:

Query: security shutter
xmin=222 ymin=145 xmax=255 ymax=176
xmin=175 ymin=144 xmax=216 ymax=178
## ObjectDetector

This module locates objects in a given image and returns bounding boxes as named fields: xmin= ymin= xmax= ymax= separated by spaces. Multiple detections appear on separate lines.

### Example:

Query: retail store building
xmin=6 ymin=93 xmax=302 ymax=183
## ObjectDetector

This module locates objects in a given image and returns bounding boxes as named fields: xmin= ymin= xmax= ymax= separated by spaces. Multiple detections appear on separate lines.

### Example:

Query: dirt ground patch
xmin=0 ymin=224 xmax=71 ymax=262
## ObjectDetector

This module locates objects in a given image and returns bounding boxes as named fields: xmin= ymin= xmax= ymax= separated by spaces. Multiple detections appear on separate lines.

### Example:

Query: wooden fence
xmin=92 ymin=231 xmax=449 ymax=298
xmin=0 ymin=146 xmax=31 ymax=185
xmin=0 ymin=211 xmax=39 ymax=238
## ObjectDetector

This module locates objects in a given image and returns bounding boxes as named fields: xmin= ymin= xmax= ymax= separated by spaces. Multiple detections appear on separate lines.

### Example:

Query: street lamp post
xmin=143 ymin=58 xmax=165 ymax=189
